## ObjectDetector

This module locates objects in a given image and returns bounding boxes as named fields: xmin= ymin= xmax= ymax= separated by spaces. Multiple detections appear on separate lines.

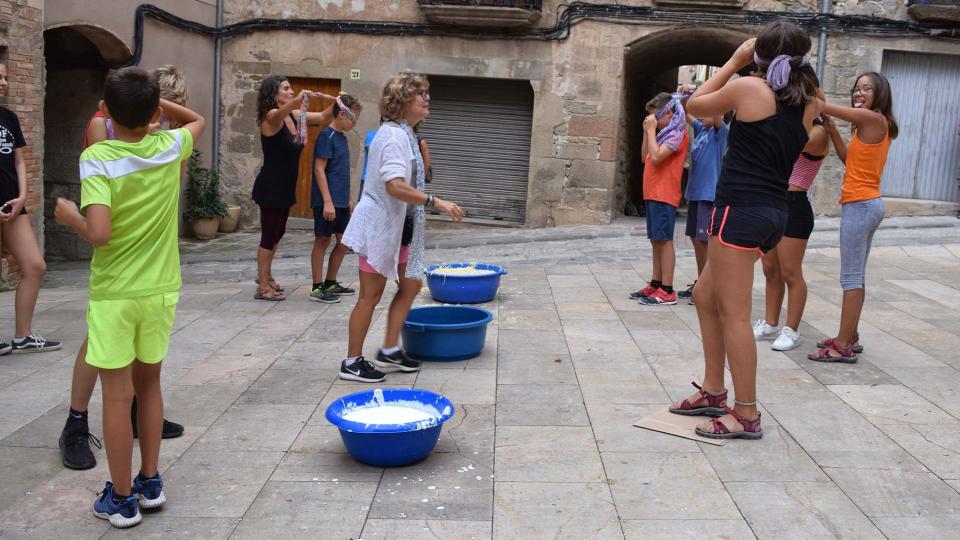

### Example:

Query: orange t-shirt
xmin=840 ymin=131 xmax=890 ymax=204
xmin=643 ymin=131 xmax=689 ymax=207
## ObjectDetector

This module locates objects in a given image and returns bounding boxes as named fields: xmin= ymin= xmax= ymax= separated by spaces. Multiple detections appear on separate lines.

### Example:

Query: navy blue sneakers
xmin=133 ymin=472 xmax=166 ymax=509
xmin=93 ymin=482 xmax=141 ymax=528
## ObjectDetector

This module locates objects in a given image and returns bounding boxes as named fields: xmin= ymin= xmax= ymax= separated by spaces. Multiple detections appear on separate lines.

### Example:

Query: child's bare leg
xmin=2 ymin=215 xmax=46 ymax=338
xmin=326 ymin=238 xmax=349 ymax=283
xmin=69 ymin=337 xmax=98 ymax=412
xmin=661 ymin=240 xmax=676 ymax=288
xmin=132 ymin=361 xmax=163 ymax=478
xmin=761 ymin=249 xmax=784 ymax=326
xmin=692 ymin=239 xmax=708 ymax=275
xmin=650 ymin=240 xmax=662 ymax=283
xmin=311 ymin=237 xmax=331 ymax=284
xmin=99 ymin=365 xmax=135 ymax=496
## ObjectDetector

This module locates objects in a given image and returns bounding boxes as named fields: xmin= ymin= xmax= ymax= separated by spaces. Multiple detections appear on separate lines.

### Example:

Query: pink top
xmin=788 ymin=152 xmax=824 ymax=190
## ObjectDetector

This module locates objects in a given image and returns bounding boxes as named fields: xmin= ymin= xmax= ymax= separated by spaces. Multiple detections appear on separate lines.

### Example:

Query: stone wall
xmin=42 ymin=66 xmax=104 ymax=260
xmin=42 ymin=0 xmax=217 ymax=260
xmin=0 ymin=0 xmax=43 ymax=288
xmin=217 ymin=0 xmax=958 ymax=226
xmin=812 ymin=33 xmax=960 ymax=215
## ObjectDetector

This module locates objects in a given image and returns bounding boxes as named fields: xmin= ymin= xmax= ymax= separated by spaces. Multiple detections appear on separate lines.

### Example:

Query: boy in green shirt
xmin=55 ymin=67 xmax=205 ymax=529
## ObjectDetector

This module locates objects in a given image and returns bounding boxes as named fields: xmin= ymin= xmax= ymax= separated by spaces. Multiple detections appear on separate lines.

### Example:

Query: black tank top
xmin=714 ymin=100 xmax=808 ymax=211
xmin=252 ymin=115 xmax=304 ymax=208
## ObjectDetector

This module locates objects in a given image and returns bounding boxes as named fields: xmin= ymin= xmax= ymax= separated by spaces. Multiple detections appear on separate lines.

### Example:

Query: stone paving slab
xmin=2 ymin=222 xmax=960 ymax=537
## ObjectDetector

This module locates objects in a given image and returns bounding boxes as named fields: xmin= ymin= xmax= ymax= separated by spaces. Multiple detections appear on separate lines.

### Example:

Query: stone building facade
xmin=0 ymin=0 xmax=43 ymax=284
xmin=2 ymin=1 xmax=956 ymax=264
xmin=216 ymin=0 xmax=960 ymax=229
xmin=42 ymin=0 xmax=216 ymax=260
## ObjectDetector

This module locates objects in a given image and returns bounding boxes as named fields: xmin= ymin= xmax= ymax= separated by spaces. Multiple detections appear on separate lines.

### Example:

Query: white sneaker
xmin=753 ymin=320 xmax=779 ymax=341
xmin=771 ymin=326 xmax=801 ymax=351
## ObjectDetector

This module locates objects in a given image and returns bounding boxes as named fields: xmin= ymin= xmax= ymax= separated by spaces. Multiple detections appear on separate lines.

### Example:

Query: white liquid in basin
xmin=343 ymin=405 xmax=436 ymax=424
xmin=430 ymin=265 xmax=497 ymax=276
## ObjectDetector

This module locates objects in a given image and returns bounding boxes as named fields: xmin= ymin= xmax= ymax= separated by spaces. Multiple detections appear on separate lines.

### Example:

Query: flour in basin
xmin=343 ymin=405 xmax=436 ymax=424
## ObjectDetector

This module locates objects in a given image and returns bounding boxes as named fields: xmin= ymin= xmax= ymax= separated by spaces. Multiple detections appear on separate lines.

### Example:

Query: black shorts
xmin=684 ymin=200 xmax=712 ymax=242
xmin=708 ymin=205 xmax=787 ymax=254
xmin=313 ymin=206 xmax=350 ymax=237
xmin=783 ymin=191 xmax=814 ymax=240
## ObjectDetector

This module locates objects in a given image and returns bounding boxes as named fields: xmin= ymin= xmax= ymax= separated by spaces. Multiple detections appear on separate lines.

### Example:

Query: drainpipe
xmin=212 ymin=0 xmax=224 ymax=172
xmin=816 ymin=0 xmax=830 ymax=80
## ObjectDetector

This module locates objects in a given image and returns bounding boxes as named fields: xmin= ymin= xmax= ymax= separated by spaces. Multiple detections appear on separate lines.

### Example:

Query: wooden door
xmin=287 ymin=77 xmax=341 ymax=218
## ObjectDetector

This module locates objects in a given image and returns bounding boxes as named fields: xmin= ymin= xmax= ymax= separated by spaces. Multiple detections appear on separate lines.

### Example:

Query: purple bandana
xmin=655 ymin=92 xmax=689 ymax=149
xmin=754 ymin=52 xmax=810 ymax=91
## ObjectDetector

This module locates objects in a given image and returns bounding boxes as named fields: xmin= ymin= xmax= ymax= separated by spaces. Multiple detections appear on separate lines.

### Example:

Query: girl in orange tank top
xmin=840 ymin=127 xmax=891 ymax=204
xmin=810 ymin=72 xmax=898 ymax=363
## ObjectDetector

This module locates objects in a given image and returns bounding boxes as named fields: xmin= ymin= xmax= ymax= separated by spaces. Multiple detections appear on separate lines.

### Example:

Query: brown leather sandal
xmin=669 ymin=382 xmax=728 ymax=417
xmin=254 ymin=288 xmax=285 ymax=301
xmin=808 ymin=342 xmax=857 ymax=363
xmin=695 ymin=407 xmax=763 ymax=440
xmin=817 ymin=335 xmax=863 ymax=354
xmin=254 ymin=279 xmax=285 ymax=293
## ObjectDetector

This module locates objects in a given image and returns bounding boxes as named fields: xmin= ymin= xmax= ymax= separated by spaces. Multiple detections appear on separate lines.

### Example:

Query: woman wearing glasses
xmin=808 ymin=73 xmax=898 ymax=363
xmin=339 ymin=72 xmax=465 ymax=383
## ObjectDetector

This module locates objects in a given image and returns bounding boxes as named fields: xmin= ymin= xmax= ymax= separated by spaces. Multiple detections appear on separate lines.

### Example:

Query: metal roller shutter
xmin=419 ymin=76 xmax=534 ymax=223
xmin=881 ymin=51 xmax=960 ymax=202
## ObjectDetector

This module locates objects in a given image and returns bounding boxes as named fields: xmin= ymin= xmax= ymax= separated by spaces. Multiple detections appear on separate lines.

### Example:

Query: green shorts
xmin=86 ymin=291 xmax=179 ymax=369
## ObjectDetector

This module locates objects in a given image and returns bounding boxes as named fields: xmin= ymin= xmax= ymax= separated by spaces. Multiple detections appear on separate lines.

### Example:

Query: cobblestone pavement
xmin=1 ymin=217 xmax=960 ymax=538
xmin=43 ymin=215 xmax=960 ymax=289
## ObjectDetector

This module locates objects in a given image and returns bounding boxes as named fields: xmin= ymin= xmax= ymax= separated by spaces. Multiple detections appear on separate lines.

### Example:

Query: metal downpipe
xmin=817 ymin=0 xmax=830 ymax=81
xmin=212 ymin=0 xmax=223 ymax=172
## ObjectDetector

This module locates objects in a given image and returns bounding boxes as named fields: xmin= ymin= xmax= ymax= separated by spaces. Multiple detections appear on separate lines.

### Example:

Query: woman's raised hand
xmin=821 ymin=113 xmax=837 ymax=132
xmin=730 ymin=38 xmax=757 ymax=71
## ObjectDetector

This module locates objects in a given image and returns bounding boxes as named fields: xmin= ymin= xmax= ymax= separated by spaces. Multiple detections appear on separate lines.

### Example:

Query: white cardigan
xmin=342 ymin=124 xmax=414 ymax=281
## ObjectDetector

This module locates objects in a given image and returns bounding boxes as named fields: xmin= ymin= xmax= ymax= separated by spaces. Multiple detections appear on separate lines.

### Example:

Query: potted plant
xmin=183 ymin=150 xmax=228 ymax=240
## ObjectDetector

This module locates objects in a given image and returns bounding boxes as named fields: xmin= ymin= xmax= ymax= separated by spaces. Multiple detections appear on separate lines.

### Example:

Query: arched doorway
xmin=621 ymin=27 xmax=752 ymax=213
xmin=43 ymin=24 xmax=130 ymax=260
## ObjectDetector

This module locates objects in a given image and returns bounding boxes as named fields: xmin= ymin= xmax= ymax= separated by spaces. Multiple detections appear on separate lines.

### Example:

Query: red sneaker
xmin=630 ymin=282 xmax=657 ymax=299
xmin=638 ymin=288 xmax=678 ymax=306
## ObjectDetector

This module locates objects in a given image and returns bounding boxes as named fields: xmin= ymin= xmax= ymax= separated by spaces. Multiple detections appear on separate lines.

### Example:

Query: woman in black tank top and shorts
xmin=252 ymin=76 xmax=336 ymax=301
xmin=667 ymin=21 xmax=821 ymax=440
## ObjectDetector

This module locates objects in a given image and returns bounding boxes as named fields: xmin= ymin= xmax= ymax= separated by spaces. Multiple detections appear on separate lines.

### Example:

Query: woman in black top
xmin=252 ymin=76 xmax=335 ymax=301
xmin=667 ymin=22 xmax=821 ymax=440
xmin=0 ymin=63 xmax=61 ymax=354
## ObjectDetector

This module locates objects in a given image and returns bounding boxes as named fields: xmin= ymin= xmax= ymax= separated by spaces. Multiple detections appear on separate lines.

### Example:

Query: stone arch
xmin=621 ymin=26 xmax=754 ymax=212
xmin=44 ymin=23 xmax=131 ymax=66
xmin=42 ymin=24 xmax=131 ymax=259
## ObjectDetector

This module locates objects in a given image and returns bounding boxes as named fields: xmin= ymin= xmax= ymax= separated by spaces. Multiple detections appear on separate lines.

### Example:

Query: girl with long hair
xmin=251 ymin=75 xmax=335 ymax=300
xmin=669 ymin=21 xmax=821 ymax=440
xmin=809 ymin=72 xmax=898 ymax=363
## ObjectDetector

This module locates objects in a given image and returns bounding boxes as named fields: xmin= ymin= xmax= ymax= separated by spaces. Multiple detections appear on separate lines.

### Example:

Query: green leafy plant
xmin=183 ymin=150 xmax=228 ymax=221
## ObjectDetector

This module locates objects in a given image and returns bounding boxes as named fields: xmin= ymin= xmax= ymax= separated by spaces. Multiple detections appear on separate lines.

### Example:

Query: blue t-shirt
xmin=312 ymin=127 xmax=351 ymax=208
xmin=685 ymin=119 xmax=729 ymax=203
xmin=360 ymin=129 xmax=378 ymax=183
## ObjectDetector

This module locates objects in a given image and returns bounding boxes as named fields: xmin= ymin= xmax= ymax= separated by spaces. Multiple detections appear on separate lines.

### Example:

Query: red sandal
xmin=254 ymin=279 xmax=285 ymax=293
xmin=695 ymin=407 xmax=763 ymax=440
xmin=817 ymin=335 xmax=863 ymax=354
xmin=808 ymin=341 xmax=857 ymax=363
xmin=669 ymin=382 xmax=728 ymax=417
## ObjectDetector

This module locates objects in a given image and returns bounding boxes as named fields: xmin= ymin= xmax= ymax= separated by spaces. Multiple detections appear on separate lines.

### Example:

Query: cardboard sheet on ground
xmin=634 ymin=407 xmax=728 ymax=446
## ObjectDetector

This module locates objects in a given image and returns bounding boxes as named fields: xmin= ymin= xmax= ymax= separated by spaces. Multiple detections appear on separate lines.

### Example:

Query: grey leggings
xmin=840 ymin=197 xmax=885 ymax=291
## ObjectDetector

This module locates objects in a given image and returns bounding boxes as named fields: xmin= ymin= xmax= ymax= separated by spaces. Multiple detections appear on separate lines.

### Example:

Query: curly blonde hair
xmin=152 ymin=64 xmax=187 ymax=105
xmin=379 ymin=71 xmax=428 ymax=123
